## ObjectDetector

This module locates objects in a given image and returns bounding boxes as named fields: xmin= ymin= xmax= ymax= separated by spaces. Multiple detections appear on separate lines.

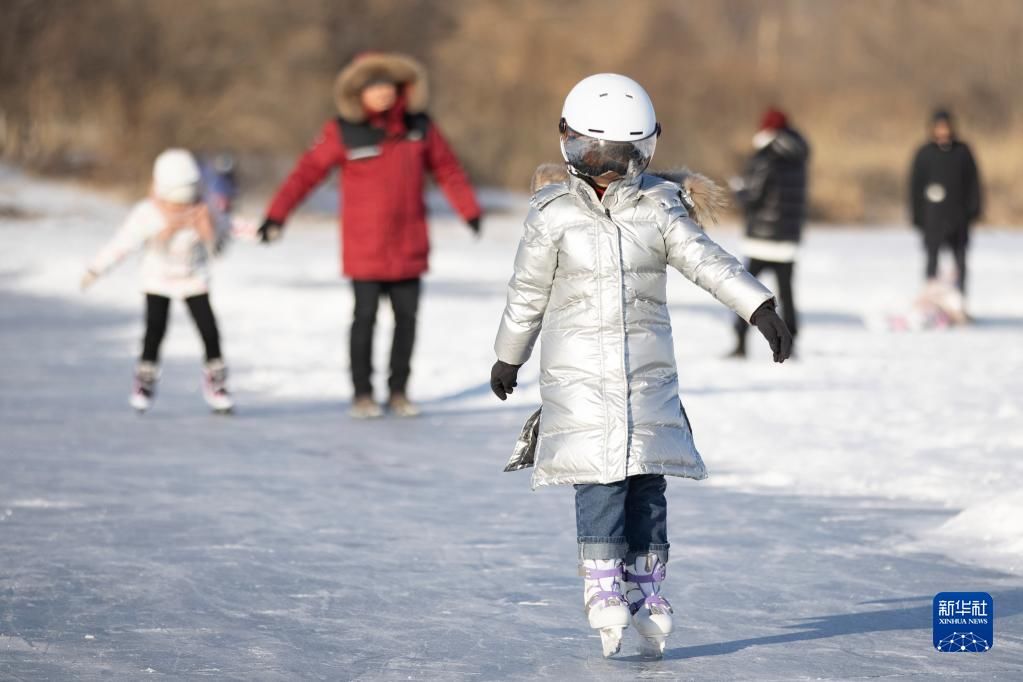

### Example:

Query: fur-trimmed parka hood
xmin=529 ymin=162 xmax=728 ymax=226
xmin=334 ymin=52 xmax=428 ymax=123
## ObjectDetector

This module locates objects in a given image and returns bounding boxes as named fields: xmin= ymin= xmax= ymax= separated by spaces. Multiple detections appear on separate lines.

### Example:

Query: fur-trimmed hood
xmin=529 ymin=162 xmax=728 ymax=225
xmin=334 ymin=52 xmax=428 ymax=123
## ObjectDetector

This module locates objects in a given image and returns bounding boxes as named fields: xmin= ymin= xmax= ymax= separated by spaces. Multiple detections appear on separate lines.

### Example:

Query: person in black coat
xmin=728 ymin=108 xmax=810 ymax=358
xmin=909 ymin=109 xmax=982 ymax=292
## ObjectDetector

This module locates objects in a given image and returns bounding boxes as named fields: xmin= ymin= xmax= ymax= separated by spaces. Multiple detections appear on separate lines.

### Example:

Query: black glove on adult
xmin=490 ymin=360 xmax=521 ymax=400
xmin=258 ymin=218 xmax=283 ymax=244
xmin=467 ymin=216 xmax=482 ymax=236
xmin=750 ymin=300 xmax=793 ymax=363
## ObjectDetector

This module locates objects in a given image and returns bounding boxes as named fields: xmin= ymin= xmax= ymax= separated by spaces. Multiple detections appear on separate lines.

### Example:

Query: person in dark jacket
xmin=259 ymin=52 xmax=482 ymax=418
xmin=728 ymin=108 xmax=810 ymax=358
xmin=909 ymin=109 xmax=982 ymax=293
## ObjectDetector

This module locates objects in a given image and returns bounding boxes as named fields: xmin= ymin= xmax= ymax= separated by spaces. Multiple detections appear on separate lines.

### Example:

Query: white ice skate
xmin=623 ymin=554 xmax=673 ymax=658
xmin=202 ymin=359 xmax=234 ymax=414
xmin=581 ymin=559 xmax=631 ymax=657
xmin=130 ymin=361 xmax=159 ymax=413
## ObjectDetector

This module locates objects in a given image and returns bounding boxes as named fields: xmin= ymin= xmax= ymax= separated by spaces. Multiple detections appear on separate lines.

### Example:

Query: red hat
xmin=758 ymin=108 xmax=788 ymax=132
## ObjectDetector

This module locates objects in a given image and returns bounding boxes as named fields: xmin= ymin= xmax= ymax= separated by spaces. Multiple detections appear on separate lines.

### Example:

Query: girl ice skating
xmin=491 ymin=74 xmax=792 ymax=658
xmin=81 ymin=149 xmax=233 ymax=413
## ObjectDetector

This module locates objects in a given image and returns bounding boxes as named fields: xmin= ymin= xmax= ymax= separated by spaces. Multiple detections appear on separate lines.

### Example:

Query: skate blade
xmin=599 ymin=627 xmax=624 ymax=658
xmin=638 ymin=635 xmax=666 ymax=658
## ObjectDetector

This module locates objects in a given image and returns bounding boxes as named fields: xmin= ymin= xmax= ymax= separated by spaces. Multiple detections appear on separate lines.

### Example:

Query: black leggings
xmin=735 ymin=259 xmax=798 ymax=346
xmin=141 ymin=293 xmax=222 ymax=363
xmin=925 ymin=233 xmax=968 ymax=292
xmin=350 ymin=278 xmax=421 ymax=396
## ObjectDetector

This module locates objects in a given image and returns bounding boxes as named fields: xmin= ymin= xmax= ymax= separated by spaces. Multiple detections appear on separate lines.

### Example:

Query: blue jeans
xmin=575 ymin=474 xmax=669 ymax=563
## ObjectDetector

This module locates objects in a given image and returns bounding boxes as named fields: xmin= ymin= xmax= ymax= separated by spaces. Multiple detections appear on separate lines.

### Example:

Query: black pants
xmin=924 ymin=232 xmax=968 ymax=292
xmin=141 ymin=293 xmax=222 ymax=363
xmin=734 ymin=259 xmax=798 ymax=347
xmin=350 ymin=278 xmax=421 ymax=397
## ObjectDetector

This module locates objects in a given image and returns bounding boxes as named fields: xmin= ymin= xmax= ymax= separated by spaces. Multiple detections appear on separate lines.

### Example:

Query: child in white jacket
xmin=81 ymin=149 xmax=233 ymax=413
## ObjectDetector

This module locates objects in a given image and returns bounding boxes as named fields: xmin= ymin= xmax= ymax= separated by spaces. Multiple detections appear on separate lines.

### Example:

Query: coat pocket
xmin=503 ymin=406 xmax=542 ymax=472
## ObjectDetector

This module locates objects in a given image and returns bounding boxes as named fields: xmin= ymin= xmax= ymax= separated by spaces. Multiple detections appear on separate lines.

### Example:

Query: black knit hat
xmin=932 ymin=108 xmax=953 ymax=124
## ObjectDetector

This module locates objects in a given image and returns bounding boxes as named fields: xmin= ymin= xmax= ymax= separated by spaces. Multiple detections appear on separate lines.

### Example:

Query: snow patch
xmin=705 ymin=471 xmax=796 ymax=489
xmin=912 ymin=491 xmax=1023 ymax=573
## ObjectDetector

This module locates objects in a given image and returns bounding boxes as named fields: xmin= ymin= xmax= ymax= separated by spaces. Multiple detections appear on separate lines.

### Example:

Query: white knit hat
xmin=152 ymin=149 xmax=201 ymax=204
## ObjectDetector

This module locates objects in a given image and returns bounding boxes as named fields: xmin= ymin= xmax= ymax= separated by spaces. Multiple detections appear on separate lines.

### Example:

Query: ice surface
xmin=1 ymin=166 xmax=1021 ymax=679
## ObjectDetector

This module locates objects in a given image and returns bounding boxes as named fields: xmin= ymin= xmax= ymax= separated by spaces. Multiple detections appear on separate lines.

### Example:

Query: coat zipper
xmin=605 ymin=206 xmax=632 ymax=474
xmin=594 ymin=207 xmax=610 ymax=483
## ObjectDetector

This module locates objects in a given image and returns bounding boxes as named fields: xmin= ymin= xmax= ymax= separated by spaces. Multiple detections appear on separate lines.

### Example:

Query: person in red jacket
xmin=259 ymin=52 xmax=481 ymax=419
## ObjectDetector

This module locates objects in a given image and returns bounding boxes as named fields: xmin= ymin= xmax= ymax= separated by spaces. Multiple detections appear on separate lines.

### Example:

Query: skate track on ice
xmin=2 ymin=168 xmax=1022 ymax=679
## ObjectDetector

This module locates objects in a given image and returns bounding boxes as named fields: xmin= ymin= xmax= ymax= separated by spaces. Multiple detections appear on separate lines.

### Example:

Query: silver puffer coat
xmin=495 ymin=172 xmax=774 ymax=488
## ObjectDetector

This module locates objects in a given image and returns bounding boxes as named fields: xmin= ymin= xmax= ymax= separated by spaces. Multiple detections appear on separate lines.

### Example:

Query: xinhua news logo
xmin=933 ymin=592 xmax=993 ymax=653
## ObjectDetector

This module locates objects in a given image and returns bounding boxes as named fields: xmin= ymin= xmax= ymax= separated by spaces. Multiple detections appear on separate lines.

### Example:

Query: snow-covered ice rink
xmin=2 ymin=167 xmax=1022 ymax=679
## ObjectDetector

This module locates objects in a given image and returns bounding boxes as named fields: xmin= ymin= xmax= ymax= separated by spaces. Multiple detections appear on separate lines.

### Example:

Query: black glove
xmin=490 ymin=360 xmax=521 ymax=400
xmin=467 ymin=216 xmax=482 ymax=236
xmin=750 ymin=300 xmax=793 ymax=363
xmin=258 ymin=218 xmax=283 ymax=244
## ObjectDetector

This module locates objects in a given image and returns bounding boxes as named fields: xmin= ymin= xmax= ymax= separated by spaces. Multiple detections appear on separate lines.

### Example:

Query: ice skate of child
xmin=581 ymin=560 xmax=631 ymax=657
xmin=623 ymin=554 xmax=674 ymax=658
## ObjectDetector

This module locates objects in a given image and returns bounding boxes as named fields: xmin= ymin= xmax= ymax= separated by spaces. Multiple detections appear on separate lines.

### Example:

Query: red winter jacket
xmin=267 ymin=113 xmax=480 ymax=281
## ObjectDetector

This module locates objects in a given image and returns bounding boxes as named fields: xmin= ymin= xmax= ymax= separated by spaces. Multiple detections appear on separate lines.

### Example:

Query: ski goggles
xmin=560 ymin=125 xmax=657 ymax=182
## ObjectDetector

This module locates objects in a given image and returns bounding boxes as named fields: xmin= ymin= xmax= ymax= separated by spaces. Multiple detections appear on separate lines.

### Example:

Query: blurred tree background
xmin=2 ymin=0 xmax=1022 ymax=222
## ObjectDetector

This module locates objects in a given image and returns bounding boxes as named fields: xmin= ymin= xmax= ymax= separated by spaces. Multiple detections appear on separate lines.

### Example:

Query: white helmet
xmin=562 ymin=73 xmax=658 ymax=141
xmin=560 ymin=74 xmax=660 ymax=183
xmin=152 ymin=149 xmax=201 ymax=204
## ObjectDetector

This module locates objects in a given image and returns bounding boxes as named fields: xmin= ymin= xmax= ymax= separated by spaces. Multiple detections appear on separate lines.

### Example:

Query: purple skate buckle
xmin=630 ymin=592 xmax=673 ymax=615
xmin=580 ymin=565 xmax=624 ymax=580
xmin=587 ymin=590 xmax=626 ymax=610
xmin=624 ymin=564 xmax=666 ymax=583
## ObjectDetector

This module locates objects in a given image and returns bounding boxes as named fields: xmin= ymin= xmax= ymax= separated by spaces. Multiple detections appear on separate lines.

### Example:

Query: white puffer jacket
xmin=495 ymin=173 xmax=773 ymax=488
xmin=88 ymin=199 xmax=229 ymax=299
